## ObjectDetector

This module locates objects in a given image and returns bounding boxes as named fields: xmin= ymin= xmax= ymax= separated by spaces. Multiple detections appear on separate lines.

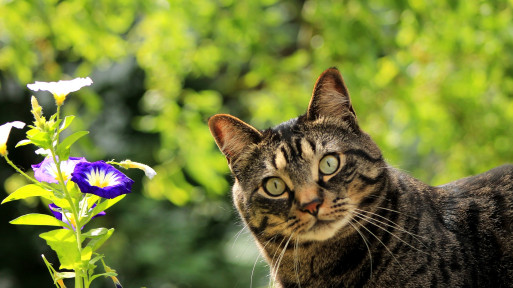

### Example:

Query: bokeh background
xmin=1 ymin=0 xmax=513 ymax=287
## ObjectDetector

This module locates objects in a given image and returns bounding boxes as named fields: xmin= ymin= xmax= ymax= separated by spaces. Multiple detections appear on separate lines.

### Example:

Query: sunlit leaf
xmin=40 ymin=229 xmax=80 ymax=269
xmin=86 ymin=228 xmax=114 ymax=252
xmin=15 ymin=139 xmax=32 ymax=148
xmin=1 ymin=184 xmax=53 ymax=204
xmin=10 ymin=213 xmax=66 ymax=227
xmin=59 ymin=115 xmax=75 ymax=132
xmin=82 ymin=227 xmax=108 ymax=238
xmin=26 ymin=128 xmax=51 ymax=148
xmin=90 ymin=195 xmax=126 ymax=217
xmin=56 ymin=131 xmax=89 ymax=159
xmin=81 ymin=246 xmax=92 ymax=262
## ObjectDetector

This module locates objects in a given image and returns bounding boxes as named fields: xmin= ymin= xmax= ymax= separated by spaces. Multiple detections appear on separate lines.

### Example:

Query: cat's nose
xmin=299 ymin=199 xmax=322 ymax=216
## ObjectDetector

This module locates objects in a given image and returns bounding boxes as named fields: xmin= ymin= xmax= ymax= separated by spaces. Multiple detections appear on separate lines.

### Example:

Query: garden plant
xmin=1 ymin=78 xmax=155 ymax=288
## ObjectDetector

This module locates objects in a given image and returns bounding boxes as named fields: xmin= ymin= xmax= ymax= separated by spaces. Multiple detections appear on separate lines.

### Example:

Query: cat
xmin=208 ymin=67 xmax=513 ymax=287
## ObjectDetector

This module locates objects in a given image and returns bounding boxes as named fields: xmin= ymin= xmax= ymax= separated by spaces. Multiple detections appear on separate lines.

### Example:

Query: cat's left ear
xmin=307 ymin=67 xmax=357 ymax=127
xmin=208 ymin=114 xmax=262 ymax=164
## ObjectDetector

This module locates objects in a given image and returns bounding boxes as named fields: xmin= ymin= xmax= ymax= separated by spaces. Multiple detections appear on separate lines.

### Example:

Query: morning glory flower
xmin=27 ymin=77 xmax=93 ymax=106
xmin=0 ymin=121 xmax=26 ymax=156
xmin=118 ymin=159 xmax=157 ymax=179
xmin=71 ymin=161 xmax=134 ymax=199
xmin=32 ymin=157 xmax=86 ymax=184
xmin=49 ymin=203 xmax=105 ymax=230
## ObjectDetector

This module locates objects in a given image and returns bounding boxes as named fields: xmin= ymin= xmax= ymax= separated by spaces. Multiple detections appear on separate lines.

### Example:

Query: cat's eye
xmin=319 ymin=154 xmax=339 ymax=175
xmin=264 ymin=177 xmax=287 ymax=196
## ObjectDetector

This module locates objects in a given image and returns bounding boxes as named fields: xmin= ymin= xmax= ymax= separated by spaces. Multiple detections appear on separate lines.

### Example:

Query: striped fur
xmin=208 ymin=68 xmax=513 ymax=287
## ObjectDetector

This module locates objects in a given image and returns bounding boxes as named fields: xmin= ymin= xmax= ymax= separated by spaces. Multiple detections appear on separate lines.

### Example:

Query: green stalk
xmin=3 ymin=156 xmax=53 ymax=191
xmin=52 ymin=106 xmax=86 ymax=288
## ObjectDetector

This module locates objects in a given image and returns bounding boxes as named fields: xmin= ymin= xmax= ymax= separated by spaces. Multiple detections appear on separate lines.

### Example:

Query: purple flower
xmin=49 ymin=203 xmax=105 ymax=230
xmin=32 ymin=156 xmax=86 ymax=184
xmin=71 ymin=160 xmax=134 ymax=199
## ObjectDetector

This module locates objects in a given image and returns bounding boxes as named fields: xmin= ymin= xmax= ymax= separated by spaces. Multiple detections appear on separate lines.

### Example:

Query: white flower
xmin=0 ymin=121 xmax=26 ymax=156
xmin=27 ymin=77 xmax=93 ymax=106
xmin=119 ymin=160 xmax=157 ymax=179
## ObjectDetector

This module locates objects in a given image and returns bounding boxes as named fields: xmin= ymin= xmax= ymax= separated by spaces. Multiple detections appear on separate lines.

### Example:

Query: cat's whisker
xmin=270 ymin=234 xmax=289 ymax=267
xmin=271 ymin=233 xmax=295 ymax=287
xmin=293 ymin=236 xmax=302 ymax=288
xmin=231 ymin=224 xmax=249 ymax=249
xmin=348 ymin=219 xmax=373 ymax=278
xmin=374 ymin=206 xmax=420 ymax=220
xmin=250 ymin=250 xmax=261 ymax=288
xmin=354 ymin=208 xmax=429 ymax=243
xmin=350 ymin=213 xmax=407 ymax=272
xmin=352 ymin=211 xmax=428 ymax=255
xmin=253 ymin=236 xmax=278 ymax=288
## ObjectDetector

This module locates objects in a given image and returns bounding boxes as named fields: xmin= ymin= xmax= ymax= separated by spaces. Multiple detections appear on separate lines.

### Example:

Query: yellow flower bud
xmin=31 ymin=96 xmax=43 ymax=118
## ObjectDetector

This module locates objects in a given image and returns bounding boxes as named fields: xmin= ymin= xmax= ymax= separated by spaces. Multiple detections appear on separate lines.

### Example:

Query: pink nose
xmin=300 ymin=199 xmax=321 ymax=216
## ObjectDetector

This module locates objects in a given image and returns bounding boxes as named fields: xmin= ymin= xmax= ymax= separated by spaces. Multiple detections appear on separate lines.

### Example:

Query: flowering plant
xmin=1 ymin=78 xmax=155 ymax=287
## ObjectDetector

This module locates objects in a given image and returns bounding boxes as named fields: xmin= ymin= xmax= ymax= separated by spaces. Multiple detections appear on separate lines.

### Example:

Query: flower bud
xmin=31 ymin=96 xmax=43 ymax=118
xmin=30 ymin=96 xmax=46 ymax=129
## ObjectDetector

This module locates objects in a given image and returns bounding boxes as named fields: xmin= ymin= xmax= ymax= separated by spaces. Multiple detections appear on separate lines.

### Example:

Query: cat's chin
xmin=298 ymin=215 xmax=353 ymax=242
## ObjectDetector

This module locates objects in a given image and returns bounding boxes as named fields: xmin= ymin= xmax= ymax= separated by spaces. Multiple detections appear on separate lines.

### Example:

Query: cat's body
xmin=209 ymin=68 xmax=513 ymax=287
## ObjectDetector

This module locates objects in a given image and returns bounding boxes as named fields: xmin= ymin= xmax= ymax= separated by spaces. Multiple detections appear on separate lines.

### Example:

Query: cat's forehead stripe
xmin=302 ymin=138 xmax=316 ymax=158
xmin=274 ymin=146 xmax=288 ymax=170
xmin=271 ymin=138 xmax=317 ymax=171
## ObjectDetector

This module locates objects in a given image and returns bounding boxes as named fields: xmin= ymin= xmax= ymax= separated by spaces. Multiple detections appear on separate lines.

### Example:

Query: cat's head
xmin=209 ymin=68 xmax=386 ymax=243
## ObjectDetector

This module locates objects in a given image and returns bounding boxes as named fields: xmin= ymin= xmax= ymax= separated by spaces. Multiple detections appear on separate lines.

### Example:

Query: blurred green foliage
xmin=1 ymin=0 xmax=513 ymax=287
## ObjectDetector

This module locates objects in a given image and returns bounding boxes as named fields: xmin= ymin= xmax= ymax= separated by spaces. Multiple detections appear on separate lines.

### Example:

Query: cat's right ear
xmin=307 ymin=67 xmax=357 ymax=129
xmin=208 ymin=114 xmax=262 ymax=164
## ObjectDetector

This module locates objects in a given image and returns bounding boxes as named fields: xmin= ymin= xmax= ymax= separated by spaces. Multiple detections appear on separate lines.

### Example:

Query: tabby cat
xmin=208 ymin=68 xmax=513 ymax=287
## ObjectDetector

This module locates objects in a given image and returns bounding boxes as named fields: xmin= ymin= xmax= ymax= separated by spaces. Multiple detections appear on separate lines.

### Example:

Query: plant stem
xmin=52 ymin=108 xmax=85 ymax=288
xmin=3 ymin=156 xmax=53 ymax=190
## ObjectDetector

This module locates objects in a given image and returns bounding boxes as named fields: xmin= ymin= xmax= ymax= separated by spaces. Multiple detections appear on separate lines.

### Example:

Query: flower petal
xmin=27 ymin=77 xmax=93 ymax=95
xmin=0 ymin=121 xmax=26 ymax=156
xmin=71 ymin=161 xmax=133 ymax=199
xmin=32 ymin=157 xmax=86 ymax=184
xmin=48 ymin=202 xmax=105 ymax=230
xmin=48 ymin=203 xmax=63 ymax=221
xmin=0 ymin=121 xmax=26 ymax=143
xmin=27 ymin=77 xmax=93 ymax=106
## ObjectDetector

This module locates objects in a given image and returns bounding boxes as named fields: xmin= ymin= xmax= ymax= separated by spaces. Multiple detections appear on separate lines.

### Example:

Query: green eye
xmin=264 ymin=177 xmax=287 ymax=196
xmin=319 ymin=154 xmax=339 ymax=175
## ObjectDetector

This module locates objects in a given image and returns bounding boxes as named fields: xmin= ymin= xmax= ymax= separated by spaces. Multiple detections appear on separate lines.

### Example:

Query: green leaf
xmin=90 ymin=195 xmax=126 ymax=217
xmin=86 ymin=195 xmax=101 ymax=210
xmin=86 ymin=228 xmax=114 ymax=252
xmin=66 ymin=181 xmax=82 ymax=200
xmin=10 ymin=213 xmax=67 ymax=227
xmin=56 ymin=131 xmax=89 ymax=159
xmin=49 ymin=192 xmax=71 ymax=210
xmin=2 ymin=184 xmax=53 ymax=204
xmin=15 ymin=139 xmax=32 ymax=148
xmin=89 ymin=272 xmax=117 ymax=283
xmin=82 ymin=227 xmax=108 ymax=238
xmin=59 ymin=115 xmax=75 ymax=132
xmin=40 ymin=229 xmax=80 ymax=269
xmin=81 ymin=246 xmax=93 ymax=263
xmin=89 ymin=254 xmax=104 ymax=265
xmin=26 ymin=128 xmax=52 ymax=148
